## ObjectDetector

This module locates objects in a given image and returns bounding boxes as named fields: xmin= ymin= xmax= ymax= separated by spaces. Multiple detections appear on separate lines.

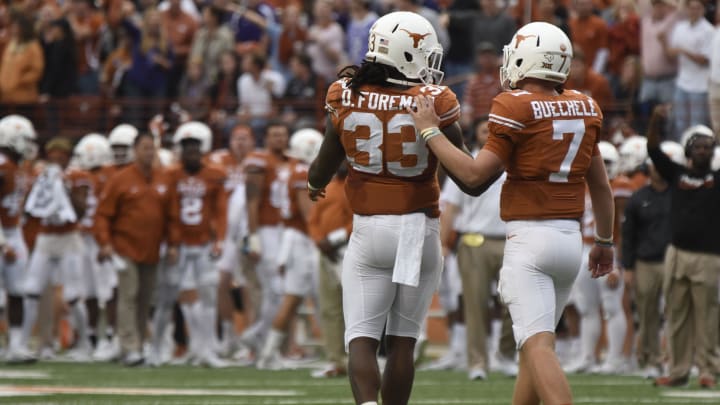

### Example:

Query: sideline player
xmin=411 ymin=22 xmax=615 ymax=405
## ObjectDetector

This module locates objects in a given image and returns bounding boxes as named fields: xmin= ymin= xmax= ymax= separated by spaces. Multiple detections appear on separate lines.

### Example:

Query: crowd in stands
xmin=0 ymin=0 xmax=716 ymax=146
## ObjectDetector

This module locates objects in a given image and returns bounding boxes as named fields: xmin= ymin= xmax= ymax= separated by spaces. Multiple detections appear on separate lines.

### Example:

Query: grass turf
xmin=0 ymin=362 xmax=715 ymax=404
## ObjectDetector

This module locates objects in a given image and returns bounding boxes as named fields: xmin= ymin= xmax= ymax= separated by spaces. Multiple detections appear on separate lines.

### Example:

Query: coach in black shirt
xmin=646 ymin=106 xmax=720 ymax=388
xmin=622 ymin=145 xmax=674 ymax=379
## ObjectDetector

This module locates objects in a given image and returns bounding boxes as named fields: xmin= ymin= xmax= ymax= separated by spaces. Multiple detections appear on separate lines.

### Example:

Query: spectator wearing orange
xmin=607 ymin=0 xmax=640 ymax=98
xmin=67 ymin=0 xmax=104 ymax=94
xmin=95 ymin=133 xmax=170 ymax=366
xmin=160 ymin=0 xmax=197 ymax=98
xmin=276 ymin=2 xmax=307 ymax=76
xmin=569 ymin=0 xmax=609 ymax=73
xmin=566 ymin=48 xmax=614 ymax=111
xmin=461 ymin=42 xmax=502 ymax=130
xmin=0 ymin=10 xmax=44 ymax=106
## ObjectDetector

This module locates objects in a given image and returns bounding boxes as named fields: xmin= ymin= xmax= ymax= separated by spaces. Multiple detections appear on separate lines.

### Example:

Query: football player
xmin=72 ymin=134 xmax=115 ymax=360
xmin=308 ymin=12 xmax=479 ymax=405
xmin=155 ymin=122 xmax=227 ymax=367
xmin=238 ymin=120 xmax=293 ymax=358
xmin=256 ymin=128 xmax=322 ymax=369
xmin=23 ymin=138 xmax=90 ymax=360
xmin=0 ymin=115 xmax=37 ymax=362
xmin=208 ymin=124 xmax=255 ymax=356
xmin=411 ymin=22 xmax=615 ymax=405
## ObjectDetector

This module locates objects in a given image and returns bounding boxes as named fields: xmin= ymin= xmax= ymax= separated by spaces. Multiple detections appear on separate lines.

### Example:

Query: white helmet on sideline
xmin=364 ymin=11 xmax=444 ymax=85
xmin=108 ymin=124 xmax=139 ymax=165
xmin=598 ymin=141 xmax=620 ymax=179
xmin=74 ymin=133 xmax=113 ymax=170
xmin=501 ymin=22 xmax=573 ymax=89
xmin=0 ymin=114 xmax=36 ymax=159
xmin=287 ymin=128 xmax=323 ymax=164
xmin=659 ymin=141 xmax=686 ymax=166
xmin=618 ymin=135 xmax=648 ymax=174
xmin=173 ymin=121 xmax=212 ymax=153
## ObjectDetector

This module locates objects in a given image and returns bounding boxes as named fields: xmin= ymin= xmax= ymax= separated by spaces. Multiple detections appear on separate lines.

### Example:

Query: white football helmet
xmin=680 ymin=124 xmax=714 ymax=155
xmin=598 ymin=141 xmax=620 ymax=179
xmin=365 ymin=11 xmax=444 ymax=85
xmin=618 ymin=135 xmax=648 ymax=174
xmin=74 ymin=133 xmax=113 ymax=170
xmin=501 ymin=22 xmax=573 ymax=89
xmin=173 ymin=121 xmax=212 ymax=153
xmin=287 ymin=128 xmax=323 ymax=164
xmin=0 ymin=114 xmax=37 ymax=159
xmin=659 ymin=141 xmax=686 ymax=166
xmin=108 ymin=123 xmax=139 ymax=165
xmin=712 ymin=146 xmax=720 ymax=171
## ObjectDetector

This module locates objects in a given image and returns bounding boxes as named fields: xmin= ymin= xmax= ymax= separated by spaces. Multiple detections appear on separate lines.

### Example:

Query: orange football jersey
xmin=40 ymin=168 xmax=93 ymax=234
xmin=207 ymin=149 xmax=245 ymax=192
xmin=0 ymin=152 xmax=27 ymax=228
xmin=325 ymin=78 xmax=461 ymax=217
xmin=244 ymin=150 xmax=293 ymax=227
xmin=283 ymin=161 xmax=309 ymax=233
xmin=167 ymin=164 xmax=228 ymax=246
xmin=485 ymin=89 xmax=603 ymax=221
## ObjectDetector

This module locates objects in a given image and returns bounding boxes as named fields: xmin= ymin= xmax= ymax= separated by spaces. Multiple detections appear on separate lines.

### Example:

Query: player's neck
xmin=519 ymin=81 xmax=559 ymax=96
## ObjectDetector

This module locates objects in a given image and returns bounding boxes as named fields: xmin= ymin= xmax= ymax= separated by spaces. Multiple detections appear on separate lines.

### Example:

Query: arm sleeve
xmin=484 ymin=95 xmax=522 ymax=164
xmin=93 ymin=176 xmax=119 ymax=246
xmin=648 ymin=145 xmax=681 ymax=182
xmin=621 ymin=194 xmax=638 ymax=269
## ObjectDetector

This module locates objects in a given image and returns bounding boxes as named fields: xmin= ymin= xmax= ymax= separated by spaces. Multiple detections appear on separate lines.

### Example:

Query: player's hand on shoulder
xmin=407 ymin=95 xmax=440 ymax=134
xmin=588 ymin=244 xmax=614 ymax=279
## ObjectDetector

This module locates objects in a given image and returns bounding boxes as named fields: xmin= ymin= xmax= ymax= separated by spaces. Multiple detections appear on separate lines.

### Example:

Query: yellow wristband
xmin=420 ymin=127 xmax=442 ymax=142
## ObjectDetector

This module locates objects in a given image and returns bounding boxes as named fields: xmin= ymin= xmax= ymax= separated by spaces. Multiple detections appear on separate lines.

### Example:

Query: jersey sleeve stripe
xmin=489 ymin=113 xmax=526 ymax=128
xmin=489 ymin=117 xmax=523 ymax=130
xmin=439 ymin=105 xmax=461 ymax=120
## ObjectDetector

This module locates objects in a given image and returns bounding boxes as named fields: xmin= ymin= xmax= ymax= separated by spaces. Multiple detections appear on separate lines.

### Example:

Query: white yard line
xmin=0 ymin=385 xmax=301 ymax=397
xmin=0 ymin=370 xmax=51 ymax=379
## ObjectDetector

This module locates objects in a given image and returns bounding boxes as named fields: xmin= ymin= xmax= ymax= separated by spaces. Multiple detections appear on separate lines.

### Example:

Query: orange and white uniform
xmin=80 ymin=166 xmax=116 ymax=305
xmin=207 ymin=150 xmax=248 ymax=282
xmin=277 ymin=162 xmax=319 ymax=297
xmin=0 ymin=152 xmax=30 ymax=295
xmin=25 ymin=167 xmax=91 ymax=301
xmin=325 ymin=78 xmax=460 ymax=346
xmin=166 ymin=164 xmax=227 ymax=291
xmin=240 ymin=150 xmax=294 ymax=343
xmin=485 ymin=89 xmax=603 ymax=348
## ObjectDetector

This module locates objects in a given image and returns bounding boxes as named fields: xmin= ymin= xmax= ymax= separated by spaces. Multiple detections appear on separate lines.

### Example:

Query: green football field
xmin=0 ymin=362 xmax=716 ymax=404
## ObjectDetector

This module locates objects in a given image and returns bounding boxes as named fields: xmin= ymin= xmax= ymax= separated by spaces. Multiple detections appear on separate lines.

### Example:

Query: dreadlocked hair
xmin=338 ymin=61 xmax=391 ymax=94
